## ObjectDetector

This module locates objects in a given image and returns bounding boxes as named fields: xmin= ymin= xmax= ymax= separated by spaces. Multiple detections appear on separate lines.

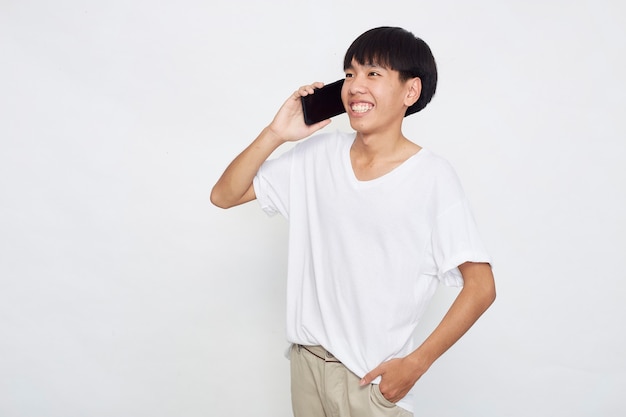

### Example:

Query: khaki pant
xmin=290 ymin=345 xmax=412 ymax=417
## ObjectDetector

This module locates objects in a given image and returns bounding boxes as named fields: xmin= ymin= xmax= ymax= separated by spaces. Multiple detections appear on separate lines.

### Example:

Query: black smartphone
xmin=301 ymin=79 xmax=346 ymax=125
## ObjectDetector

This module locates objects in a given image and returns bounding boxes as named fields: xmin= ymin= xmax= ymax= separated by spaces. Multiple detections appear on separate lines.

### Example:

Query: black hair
xmin=343 ymin=26 xmax=438 ymax=115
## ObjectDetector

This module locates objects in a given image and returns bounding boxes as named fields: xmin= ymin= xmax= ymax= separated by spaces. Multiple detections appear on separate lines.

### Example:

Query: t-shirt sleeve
xmin=431 ymin=197 xmax=492 ymax=286
xmin=252 ymin=148 xmax=294 ymax=219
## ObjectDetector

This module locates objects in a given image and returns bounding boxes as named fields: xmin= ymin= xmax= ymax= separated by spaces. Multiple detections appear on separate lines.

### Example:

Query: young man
xmin=211 ymin=27 xmax=496 ymax=416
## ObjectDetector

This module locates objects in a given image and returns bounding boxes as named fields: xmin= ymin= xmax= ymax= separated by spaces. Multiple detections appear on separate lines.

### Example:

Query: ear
xmin=404 ymin=77 xmax=422 ymax=107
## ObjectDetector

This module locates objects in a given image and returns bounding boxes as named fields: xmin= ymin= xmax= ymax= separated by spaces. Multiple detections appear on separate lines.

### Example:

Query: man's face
xmin=341 ymin=59 xmax=418 ymax=135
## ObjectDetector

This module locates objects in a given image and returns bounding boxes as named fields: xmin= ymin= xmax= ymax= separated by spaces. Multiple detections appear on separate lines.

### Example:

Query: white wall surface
xmin=1 ymin=1 xmax=625 ymax=416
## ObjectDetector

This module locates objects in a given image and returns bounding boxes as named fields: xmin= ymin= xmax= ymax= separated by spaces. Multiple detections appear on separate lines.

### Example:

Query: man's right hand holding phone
xmin=267 ymin=82 xmax=332 ymax=144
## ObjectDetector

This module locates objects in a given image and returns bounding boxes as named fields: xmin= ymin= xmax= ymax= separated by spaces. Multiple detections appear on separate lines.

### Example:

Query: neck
xmin=352 ymin=131 xmax=409 ymax=160
xmin=349 ymin=132 xmax=421 ymax=181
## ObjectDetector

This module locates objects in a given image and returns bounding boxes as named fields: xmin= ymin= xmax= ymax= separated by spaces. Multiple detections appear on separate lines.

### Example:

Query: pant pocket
xmin=370 ymin=384 xmax=397 ymax=409
xmin=369 ymin=384 xmax=413 ymax=417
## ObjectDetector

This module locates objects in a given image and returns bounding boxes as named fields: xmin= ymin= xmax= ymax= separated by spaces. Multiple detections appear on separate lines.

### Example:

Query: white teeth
xmin=351 ymin=103 xmax=373 ymax=113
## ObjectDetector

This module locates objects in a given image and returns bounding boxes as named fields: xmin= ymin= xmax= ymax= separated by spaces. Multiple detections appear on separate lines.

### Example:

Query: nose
xmin=346 ymin=74 xmax=367 ymax=95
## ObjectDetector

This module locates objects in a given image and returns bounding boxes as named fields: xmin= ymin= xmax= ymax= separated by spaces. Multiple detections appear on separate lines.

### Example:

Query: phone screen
xmin=301 ymin=79 xmax=346 ymax=125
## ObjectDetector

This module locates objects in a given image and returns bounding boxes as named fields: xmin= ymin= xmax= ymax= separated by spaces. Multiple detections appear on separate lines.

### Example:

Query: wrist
xmin=264 ymin=125 xmax=289 ymax=144
xmin=257 ymin=126 xmax=287 ymax=149
xmin=405 ymin=348 xmax=434 ymax=376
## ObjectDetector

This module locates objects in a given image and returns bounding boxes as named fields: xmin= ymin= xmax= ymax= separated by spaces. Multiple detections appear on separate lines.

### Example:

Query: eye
xmin=368 ymin=71 xmax=381 ymax=77
xmin=345 ymin=73 xmax=354 ymax=78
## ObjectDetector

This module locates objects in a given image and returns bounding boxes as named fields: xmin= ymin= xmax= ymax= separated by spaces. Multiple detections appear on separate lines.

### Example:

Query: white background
xmin=1 ymin=1 xmax=625 ymax=416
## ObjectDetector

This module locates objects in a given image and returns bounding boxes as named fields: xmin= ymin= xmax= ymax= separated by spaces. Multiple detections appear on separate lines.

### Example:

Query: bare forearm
xmin=408 ymin=263 xmax=496 ymax=372
xmin=359 ymin=263 xmax=495 ymax=403
xmin=210 ymin=127 xmax=284 ymax=208
xmin=211 ymin=83 xmax=332 ymax=209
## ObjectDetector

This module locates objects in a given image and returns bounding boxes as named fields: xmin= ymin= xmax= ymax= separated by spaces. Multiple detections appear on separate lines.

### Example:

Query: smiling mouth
xmin=350 ymin=103 xmax=373 ymax=113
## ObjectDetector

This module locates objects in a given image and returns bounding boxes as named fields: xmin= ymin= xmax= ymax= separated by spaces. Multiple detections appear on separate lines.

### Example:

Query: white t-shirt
xmin=253 ymin=130 xmax=491 ymax=412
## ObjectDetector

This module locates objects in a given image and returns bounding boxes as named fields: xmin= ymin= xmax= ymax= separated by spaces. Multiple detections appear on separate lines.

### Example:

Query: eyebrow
xmin=345 ymin=61 xmax=386 ymax=70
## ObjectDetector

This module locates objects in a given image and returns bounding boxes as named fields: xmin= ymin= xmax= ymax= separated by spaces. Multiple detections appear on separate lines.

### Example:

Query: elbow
xmin=459 ymin=261 xmax=496 ymax=309
xmin=210 ymin=186 xmax=231 ymax=209
xmin=484 ymin=272 xmax=497 ymax=308
xmin=487 ymin=281 xmax=497 ymax=307
xmin=210 ymin=184 xmax=248 ymax=209
xmin=474 ymin=277 xmax=496 ymax=315
xmin=210 ymin=198 xmax=228 ymax=210
xmin=210 ymin=181 xmax=255 ymax=209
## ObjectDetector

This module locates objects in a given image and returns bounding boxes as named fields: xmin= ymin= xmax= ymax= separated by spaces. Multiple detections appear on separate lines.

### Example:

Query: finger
xmin=359 ymin=366 xmax=382 ymax=386
xmin=298 ymin=82 xmax=325 ymax=97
